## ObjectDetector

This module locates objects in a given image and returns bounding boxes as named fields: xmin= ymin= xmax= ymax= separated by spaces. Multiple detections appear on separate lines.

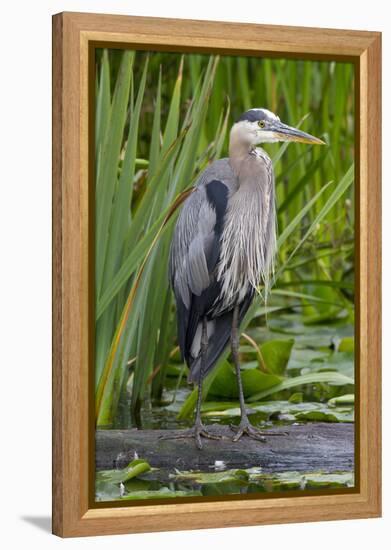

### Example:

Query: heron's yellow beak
xmin=272 ymin=122 xmax=325 ymax=144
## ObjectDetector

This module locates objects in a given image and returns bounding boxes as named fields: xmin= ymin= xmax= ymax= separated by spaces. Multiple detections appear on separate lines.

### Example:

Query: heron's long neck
xmin=228 ymin=131 xmax=254 ymax=178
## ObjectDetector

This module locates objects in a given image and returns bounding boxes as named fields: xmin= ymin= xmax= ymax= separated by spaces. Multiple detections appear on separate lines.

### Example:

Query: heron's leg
xmin=159 ymin=317 xmax=224 ymax=449
xmin=194 ymin=316 xmax=207 ymax=424
xmin=230 ymin=304 xmax=283 ymax=442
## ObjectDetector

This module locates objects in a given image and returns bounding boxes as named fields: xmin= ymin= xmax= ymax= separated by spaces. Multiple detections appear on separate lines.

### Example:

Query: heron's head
xmin=231 ymin=108 xmax=324 ymax=146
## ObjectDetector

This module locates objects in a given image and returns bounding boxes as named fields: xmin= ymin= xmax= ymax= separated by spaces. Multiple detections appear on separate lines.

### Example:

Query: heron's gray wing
xmin=170 ymin=177 xmax=231 ymax=299
xmin=169 ymin=179 xmax=230 ymax=364
xmin=170 ymin=187 xmax=213 ymax=305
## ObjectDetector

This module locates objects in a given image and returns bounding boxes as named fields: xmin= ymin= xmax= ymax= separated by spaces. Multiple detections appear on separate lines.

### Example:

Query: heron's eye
xmin=258 ymin=120 xmax=266 ymax=128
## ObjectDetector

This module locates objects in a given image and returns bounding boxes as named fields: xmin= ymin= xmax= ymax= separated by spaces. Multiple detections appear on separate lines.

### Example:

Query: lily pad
xmin=96 ymin=459 xmax=151 ymax=484
xmin=288 ymin=392 xmax=304 ymax=403
xmin=173 ymin=469 xmax=249 ymax=484
xmin=295 ymin=409 xmax=354 ymax=422
xmin=120 ymin=488 xmax=202 ymax=500
xmin=328 ymin=394 xmax=355 ymax=407
xmin=306 ymin=351 xmax=354 ymax=380
xmin=209 ymin=361 xmax=282 ymax=399
xmin=338 ymin=337 xmax=355 ymax=353
xmin=260 ymin=338 xmax=294 ymax=375
xmin=287 ymin=348 xmax=331 ymax=373
xmin=304 ymin=472 xmax=354 ymax=489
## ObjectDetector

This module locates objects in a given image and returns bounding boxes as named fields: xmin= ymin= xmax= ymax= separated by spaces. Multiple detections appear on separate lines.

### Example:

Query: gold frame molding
xmin=52 ymin=11 xmax=381 ymax=537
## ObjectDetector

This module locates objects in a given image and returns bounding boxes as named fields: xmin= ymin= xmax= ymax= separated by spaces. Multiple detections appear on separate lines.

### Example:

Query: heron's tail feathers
xmin=187 ymin=312 xmax=233 ymax=384
xmin=187 ymin=288 xmax=255 ymax=384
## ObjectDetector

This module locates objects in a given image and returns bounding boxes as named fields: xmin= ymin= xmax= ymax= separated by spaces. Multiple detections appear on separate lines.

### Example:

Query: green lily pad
xmin=260 ymin=338 xmax=294 ymax=375
xmin=295 ymin=409 xmax=354 ymax=422
xmin=209 ymin=361 xmax=282 ymax=399
xmin=338 ymin=337 xmax=355 ymax=353
xmin=304 ymin=472 xmax=354 ymax=489
xmin=120 ymin=488 xmax=202 ymax=500
xmin=95 ymin=479 xmax=124 ymax=501
xmin=287 ymin=348 xmax=330 ymax=373
xmin=201 ymin=400 xmax=242 ymax=413
xmin=96 ymin=459 xmax=151 ymax=484
xmin=288 ymin=392 xmax=304 ymax=403
xmin=328 ymin=394 xmax=355 ymax=407
xmin=307 ymin=351 xmax=354 ymax=380
xmin=173 ymin=469 xmax=249 ymax=484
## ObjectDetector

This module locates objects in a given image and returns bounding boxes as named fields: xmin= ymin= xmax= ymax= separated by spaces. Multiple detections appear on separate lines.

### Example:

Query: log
xmin=96 ymin=423 xmax=354 ymax=474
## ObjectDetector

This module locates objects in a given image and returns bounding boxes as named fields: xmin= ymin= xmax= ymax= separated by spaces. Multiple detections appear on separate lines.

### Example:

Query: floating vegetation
xmin=96 ymin=462 xmax=354 ymax=502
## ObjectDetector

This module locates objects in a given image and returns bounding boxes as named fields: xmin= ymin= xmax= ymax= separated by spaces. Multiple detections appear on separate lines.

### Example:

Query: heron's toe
xmin=230 ymin=421 xmax=267 ymax=442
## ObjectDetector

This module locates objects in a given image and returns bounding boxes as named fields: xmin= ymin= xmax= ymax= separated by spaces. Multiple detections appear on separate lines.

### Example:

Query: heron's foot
xmin=230 ymin=419 xmax=285 ymax=442
xmin=159 ymin=423 xmax=225 ymax=450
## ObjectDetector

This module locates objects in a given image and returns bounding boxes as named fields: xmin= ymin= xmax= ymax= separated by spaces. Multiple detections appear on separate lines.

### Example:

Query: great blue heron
xmin=168 ymin=108 xmax=324 ymax=449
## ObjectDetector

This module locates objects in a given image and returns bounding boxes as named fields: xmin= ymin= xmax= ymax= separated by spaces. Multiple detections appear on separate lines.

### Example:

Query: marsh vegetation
xmin=94 ymin=49 xmax=355 ymax=501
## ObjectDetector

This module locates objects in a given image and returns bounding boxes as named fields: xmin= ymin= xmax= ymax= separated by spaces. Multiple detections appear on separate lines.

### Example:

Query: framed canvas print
xmin=52 ymin=12 xmax=381 ymax=537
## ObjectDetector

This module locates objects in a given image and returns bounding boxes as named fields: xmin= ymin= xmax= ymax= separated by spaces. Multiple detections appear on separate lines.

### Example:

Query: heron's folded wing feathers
xmin=169 ymin=179 xmax=231 ymax=364
xmin=170 ymin=187 xmax=218 ymax=306
xmin=186 ymin=201 xmax=218 ymax=295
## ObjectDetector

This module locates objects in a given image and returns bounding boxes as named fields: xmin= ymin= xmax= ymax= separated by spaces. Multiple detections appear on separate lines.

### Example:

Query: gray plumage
xmin=169 ymin=110 xmax=278 ymax=383
xmin=166 ymin=107 xmax=323 ymax=448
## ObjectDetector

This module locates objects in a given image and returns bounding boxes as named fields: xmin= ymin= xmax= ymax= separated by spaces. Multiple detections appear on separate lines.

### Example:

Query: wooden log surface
xmin=96 ymin=423 xmax=354 ymax=474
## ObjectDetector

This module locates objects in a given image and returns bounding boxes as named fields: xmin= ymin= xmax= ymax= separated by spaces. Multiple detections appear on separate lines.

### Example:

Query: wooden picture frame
xmin=52 ymin=11 xmax=381 ymax=537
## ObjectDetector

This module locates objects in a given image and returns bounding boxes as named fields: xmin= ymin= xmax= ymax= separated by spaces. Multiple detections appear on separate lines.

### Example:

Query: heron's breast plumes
xmin=215 ymin=165 xmax=276 ymax=312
